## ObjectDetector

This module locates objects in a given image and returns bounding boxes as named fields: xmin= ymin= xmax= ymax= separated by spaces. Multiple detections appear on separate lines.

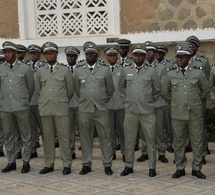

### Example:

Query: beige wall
xmin=0 ymin=0 xmax=19 ymax=39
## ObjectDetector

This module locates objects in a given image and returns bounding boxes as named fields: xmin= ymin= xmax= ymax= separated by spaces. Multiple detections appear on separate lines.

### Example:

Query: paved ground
xmin=0 ymin=140 xmax=215 ymax=195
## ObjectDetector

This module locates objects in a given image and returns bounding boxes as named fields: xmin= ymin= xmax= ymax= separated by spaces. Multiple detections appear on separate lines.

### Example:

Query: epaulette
xmin=166 ymin=67 xmax=176 ymax=72
xmin=199 ymin=55 xmax=208 ymax=59
xmin=38 ymin=61 xmax=46 ymax=67
xmin=124 ymin=62 xmax=132 ymax=67
xmin=194 ymin=58 xmax=202 ymax=62
xmin=146 ymin=63 xmax=156 ymax=68
xmin=76 ymin=59 xmax=86 ymax=67
xmin=212 ymin=63 xmax=215 ymax=67
xmin=193 ymin=66 xmax=203 ymax=70
xmin=98 ymin=59 xmax=104 ymax=63
xmin=61 ymin=63 xmax=67 ymax=66
xmin=98 ymin=60 xmax=107 ymax=66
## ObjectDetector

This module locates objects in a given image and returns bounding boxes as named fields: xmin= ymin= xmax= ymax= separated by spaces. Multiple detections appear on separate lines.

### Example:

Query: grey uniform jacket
xmin=190 ymin=54 xmax=211 ymax=80
xmin=161 ymin=66 xmax=209 ymax=120
xmin=73 ymin=61 xmax=114 ymax=113
xmin=0 ymin=60 xmax=35 ymax=112
xmin=118 ymin=63 xmax=160 ymax=114
xmin=29 ymin=60 xmax=46 ymax=106
xmin=147 ymin=61 xmax=167 ymax=108
xmin=107 ymin=63 xmax=125 ymax=110
xmin=36 ymin=62 xmax=74 ymax=116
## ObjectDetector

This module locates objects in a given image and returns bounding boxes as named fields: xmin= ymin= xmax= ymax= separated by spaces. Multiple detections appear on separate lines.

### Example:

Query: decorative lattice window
xmin=36 ymin=0 xmax=112 ymax=38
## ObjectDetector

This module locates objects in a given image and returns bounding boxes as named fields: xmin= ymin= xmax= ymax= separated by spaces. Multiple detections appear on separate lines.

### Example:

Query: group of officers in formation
xmin=0 ymin=35 xmax=214 ymax=179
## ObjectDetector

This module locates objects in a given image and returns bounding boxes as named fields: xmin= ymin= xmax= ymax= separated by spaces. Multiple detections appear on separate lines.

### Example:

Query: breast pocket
xmin=126 ymin=75 xmax=134 ymax=86
xmin=171 ymin=80 xmax=179 ymax=90
xmin=40 ymin=78 xmax=47 ymax=87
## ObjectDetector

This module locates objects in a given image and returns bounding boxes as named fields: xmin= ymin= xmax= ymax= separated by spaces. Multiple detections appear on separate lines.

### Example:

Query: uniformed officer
xmin=17 ymin=44 xmax=30 ymax=64
xmin=64 ymin=46 xmax=80 ymax=160
xmin=28 ymin=44 xmax=45 ymax=158
xmin=105 ymin=46 xmax=125 ymax=161
xmin=117 ymin=39 xmax=133 ymax=68
xmin=73 ymin=42 xmax=114 ymax=175
xmin=36 ymin=42 xmax=74 ymax=175
xmin=0 ymin=41 xmax=35 ymax=173
xmin=161 ymin=42 xmax=209 ymax=179
xmin=119 ymin=43 xmax=160 ymax=177
xmin=137 ymin=41 xmax=169 ymax=164
xmin=156 ymin=44 xmax=174 ymax=153
xmin=0 ymin=50 xmax=5 ymax=157
xmin=0 ymin=50 xmax=5 ymax=64
xmin=186 ymin=35 xmax=211 ymax=162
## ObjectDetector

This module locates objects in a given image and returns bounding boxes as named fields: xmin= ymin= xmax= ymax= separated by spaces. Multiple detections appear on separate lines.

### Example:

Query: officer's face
xmin=17 ymin=51 xmax=26 ymax=61
xmin=85 ymin=52 xmax=98 ymax=65
xmin=43 ymin=51 xmax=58 ymax=65
xmin=156 ymin=51 xmax=165 ymax=62
xmin=4 ymin=49 xmax=17 ymax=64
xmin=176 ymin=55 xmax=191 ymax=68
xmin=146 ymin=50 xmax=156 ymax=62
xmin=106 ymin=54 xmax=118 ymax=66
xmin=30 ymin=51 xmax=41 ymax=63
xmin=119 ymin=46 xmax=129 ymax=57
xmin=132 ymin=53 xmax=145 ymax=66
xmin=66 ymin=54 xmax=78 ymax=66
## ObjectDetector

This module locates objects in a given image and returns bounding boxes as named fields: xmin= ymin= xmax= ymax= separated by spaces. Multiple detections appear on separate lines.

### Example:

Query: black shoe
xmin=72 ymin=152 xmax=76 ymax=160
xmin=112 ymin=153 xmax=116 ymax=160
xmin=135 ymin=144 xmax=139 ymax=151
xmin=202 ymin=156 xmax=207 ymax=165
xmin=36 ymin=141 xmax=40 ymax=148
xmin=191 ymin=170 xmax=206 ymax=179
xmin=167 ymin=146 xmax=174 ymax=153
xmin=172 ymin=170 xmax=186 ymax=178
xmin=0 ymin=151 xmax=4 ymax=157
xmin=104 ymin=166 xmax=113 ymax=175
xmin=185 ymin=146 xmax=192 ymax=153
xmin=115 ymin=144 xmax=121 ymax=151
xmin=120 ymin=166 xmax=133 ymax=176
xmin=16 ymin=152 xmax=22 ymax=159
xmin=158 ymin=155 xmax=168 ymax=163
xmin=55 ymin=142 xmax=59 ymax=148
xmin=79 ymin=166 xmax=91 ymax=175
xmin=149 ymin=169 xmax=156 ymax=177
xmin=137 ymin=154 xmax=148 ymax=162
xmin=78 ymin=146 xmax=82 ymax=150
xmin=63 ymin=167 xmax=71 ymax=175
xmin=39 ymin=167 xmax=54 ymax=174
xmin=207 ymin=147 xmax=211 ymax=155
xmin=122 ymin=155 xmax=125 ymax=162
xmin=30 ymin=151 xmax=38 ymax=159
xmin=1 ymin=163 xmax=16 ymax=173
xmin=21 ymin=161 xmax=30 ymax=173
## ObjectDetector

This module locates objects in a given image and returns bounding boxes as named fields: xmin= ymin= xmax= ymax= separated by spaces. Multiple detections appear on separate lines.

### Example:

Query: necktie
xmin=89 ymin=67 xmax=93 ymax=72
xmin=181 ymin=69 xmax=185 ymax=76
xmin=50 ymin=66 xmax=53 ymax=73
xmin=111 ymin=67 xmax=114 ymax=72
xmin=32 ymin=62 xmax=36 ymax=70
xmin=136 ymin=67 xmax=142 ymax=73
xmin=71 ymin=66 xmax=73 ymax=73
xmin=121 ymin=58 xmax=125 ymax=66
xmin=9 ymin=64 xmax=13 ymax=69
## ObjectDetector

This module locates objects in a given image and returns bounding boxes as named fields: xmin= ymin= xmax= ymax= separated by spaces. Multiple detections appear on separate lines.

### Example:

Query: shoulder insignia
xmin=199 ymin=55 xmax=207 ymax=59
xmin=193 ymin=66 xmax=203 ymax=70
xmin=77 ymin=60 xmax=86 ymax=67
xmin=194 ymin=58 xmax=202 ymax=62
xmin=98 ymin=60 xmax=107 ymax=66
xmin=212 ymin=63 xmax=215 ymax=67
xmin=166 ymin=67 xmax=176 ymax=72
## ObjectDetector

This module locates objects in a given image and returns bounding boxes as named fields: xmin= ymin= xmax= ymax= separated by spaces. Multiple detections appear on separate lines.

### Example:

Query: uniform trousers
xmin=1 ymin=110 xmax=32 ymax=163
xmin=41 ymin=115 xmax=72 ymax=168
xmin=108 ymin=109 xmax=125 ymax=155
xmin=164 ymin=104 xmax=173 ymax=147
xmin=79 ymin=109 xmax=112 ymax=167
xmin=124 ymin=113 xmax=156 ymax=169
xmin=30 ymin=105 xmax=42 ymax=153
xmin=69 ymin=107 xmax=79 ymax=153
xmin=172 ymin=111 xmax=203 ymax=171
